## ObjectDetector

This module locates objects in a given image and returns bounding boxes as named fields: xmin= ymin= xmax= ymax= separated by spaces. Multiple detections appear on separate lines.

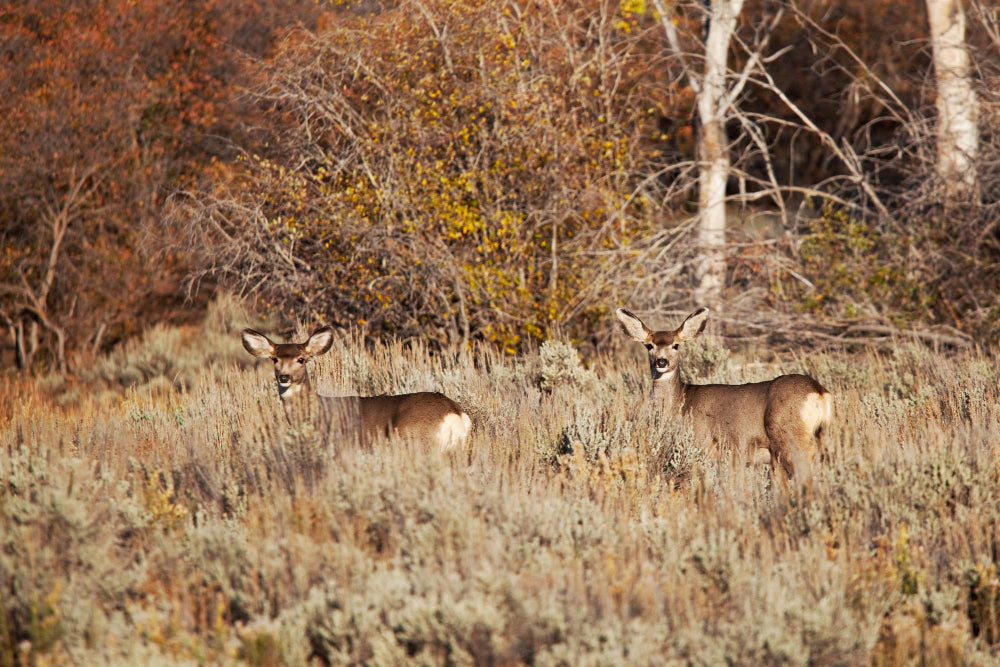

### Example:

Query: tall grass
xmin=2 ymin=322 xmax=998 ymax=664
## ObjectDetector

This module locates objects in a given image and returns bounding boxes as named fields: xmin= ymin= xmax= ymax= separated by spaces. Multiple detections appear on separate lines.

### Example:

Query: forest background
xmin=2 ymin=0 xmax=998 ymax=372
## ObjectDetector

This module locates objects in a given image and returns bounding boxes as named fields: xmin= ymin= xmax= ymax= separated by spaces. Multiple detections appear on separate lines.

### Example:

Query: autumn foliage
xmin=3 ymin=0 xmax=1000 ymax=368
xmin=181 ymin=0 xmax=696 ymax=351
xmin=3 ymin=2 xmax=1000 ymax=664
xmin=0 ymin=0 xmax=318 ymax=371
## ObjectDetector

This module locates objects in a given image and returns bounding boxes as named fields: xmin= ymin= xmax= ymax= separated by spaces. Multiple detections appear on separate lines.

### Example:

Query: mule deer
xmin=615 ymin=307 xmax=832 ymax=481
xmin=241 ymin=326 xmax=471 ymax=450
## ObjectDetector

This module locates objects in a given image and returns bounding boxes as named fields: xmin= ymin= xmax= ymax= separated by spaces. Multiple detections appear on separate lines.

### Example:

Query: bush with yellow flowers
xmin=189 ymin=0 xmax=691 ymax=351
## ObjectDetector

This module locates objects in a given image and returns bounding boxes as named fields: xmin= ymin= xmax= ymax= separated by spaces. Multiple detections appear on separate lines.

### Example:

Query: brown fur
xmin=616 ymin=307 xmax=833 ymax=481
xmin=241 ymin=327 xmax=471 ymax=450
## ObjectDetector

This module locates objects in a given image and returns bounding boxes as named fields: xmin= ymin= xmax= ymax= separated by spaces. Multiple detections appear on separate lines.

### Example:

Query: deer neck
xmin=278 ymin=375 xmax=312 ymax=423
xmin=278 ymin=381 xmax=308 ymax=400
xmin=278 ymin=374 xmax=312 ymax=422
xmin=650 ymin=368 xmax=687 ymax=412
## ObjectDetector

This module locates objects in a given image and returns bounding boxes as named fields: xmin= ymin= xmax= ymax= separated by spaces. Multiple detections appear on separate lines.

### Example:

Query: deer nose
xmin=655 ymin=359 xmax=668 ymax=369
xmin=278 ymin=374 xmax=290 ymax=383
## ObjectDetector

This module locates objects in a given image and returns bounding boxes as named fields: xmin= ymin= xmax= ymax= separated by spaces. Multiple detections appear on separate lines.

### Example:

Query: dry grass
xmin=2 ymin=321 xmax=999 ymax=665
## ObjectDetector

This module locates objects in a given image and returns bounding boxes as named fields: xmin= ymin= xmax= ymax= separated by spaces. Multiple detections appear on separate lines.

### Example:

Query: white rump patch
xmin=436 ymin=411 xmax=472 ymax=451
xmin=800 ymin=392 xmax=833 ymax=434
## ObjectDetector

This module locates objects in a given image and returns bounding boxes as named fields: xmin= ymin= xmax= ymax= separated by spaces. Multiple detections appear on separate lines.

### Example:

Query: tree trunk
xmin=14 ymin=318 xmax=27 ymax=371
xmin=926 ymin=0 xmax=979 ymax=200
xmin=695 ymin=0 xmax=744 ymax=308
xmin=15 ymin=318 xmax=39 ymax=371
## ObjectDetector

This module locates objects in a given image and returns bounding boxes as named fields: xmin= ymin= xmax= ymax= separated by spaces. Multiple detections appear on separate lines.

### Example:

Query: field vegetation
xmin=3 ymin=1 xmax=999 ymax=663
xmin=2 ymin=297 xmax=998 ymax=664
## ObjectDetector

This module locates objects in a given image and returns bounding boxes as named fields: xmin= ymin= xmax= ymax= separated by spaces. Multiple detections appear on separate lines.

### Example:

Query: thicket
xmin=0 ymin=0 xmax=320 ymax=372
xmin=774 ymin=0 xmax=1000 ymax=340
xmin=3 ymin=0 xmax=999 ymax=365
xmin=2 ymin=314 xmax=999 ymax=664
xmin=176 ymin=0 xmax=1000 ymax=355
xmin=177 ymin=0 xmax=689 ymax=352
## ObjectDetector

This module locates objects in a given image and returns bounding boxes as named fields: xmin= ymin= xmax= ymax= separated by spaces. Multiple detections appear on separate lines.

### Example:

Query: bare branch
xmin=651 ymin=0 xmax=701 ymax=94
xmin=747 ymin=65 xmax=894 ymax=221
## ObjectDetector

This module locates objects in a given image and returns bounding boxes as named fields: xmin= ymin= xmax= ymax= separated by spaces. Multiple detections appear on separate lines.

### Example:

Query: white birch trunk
xmin=926 ymin=0 xmax=979 ymax=200
xmin=696 ymin=0 xmax=744 ymax=308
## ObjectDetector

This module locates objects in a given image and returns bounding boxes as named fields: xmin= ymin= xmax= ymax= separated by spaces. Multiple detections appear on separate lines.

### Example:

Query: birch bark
xmin=696 ymin=0 xmax=744 ymax=307
xmin=926 ymin=0 xmax=979 ymax=200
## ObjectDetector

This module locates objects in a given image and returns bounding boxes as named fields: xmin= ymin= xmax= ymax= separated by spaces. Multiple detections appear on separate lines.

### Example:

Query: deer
xmin=615 ymin=307 xmax=832 ymax=483
xmin=240 ymin=326 xmax=472 ymax=451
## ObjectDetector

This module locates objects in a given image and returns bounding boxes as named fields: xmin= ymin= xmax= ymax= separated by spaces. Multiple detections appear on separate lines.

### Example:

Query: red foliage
xmin=0 ymin=0 xmax=318 ymax=370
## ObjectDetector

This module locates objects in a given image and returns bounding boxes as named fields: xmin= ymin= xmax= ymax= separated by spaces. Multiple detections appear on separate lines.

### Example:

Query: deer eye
xmin=270 ymin=357 xmax=278 ymax=363
xmin=672 ymin=343 xmax=680 ymax=350
xmin=297 ymin=357 xmax=306 ymax=364
xmin=644 ymin=343 xmax=653 ymax=351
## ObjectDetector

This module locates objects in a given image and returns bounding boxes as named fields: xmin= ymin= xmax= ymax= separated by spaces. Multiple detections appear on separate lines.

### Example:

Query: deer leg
xmin=765 ymin=398 xmax=816 ymax=496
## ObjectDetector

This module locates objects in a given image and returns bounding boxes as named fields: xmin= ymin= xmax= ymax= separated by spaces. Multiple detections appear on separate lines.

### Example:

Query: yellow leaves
xmin=142 ymin=469 xmax=188 ymax=532
xmin=615 ymin=0 xmax=646 ymax=32
xmin=225 ymin=0 xmax=670 ymax=353
xmin=621 ymin=0 xmax=646 ymax=14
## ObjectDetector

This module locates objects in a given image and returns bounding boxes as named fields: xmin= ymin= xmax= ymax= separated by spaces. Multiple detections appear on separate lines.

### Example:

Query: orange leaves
xmin=1 ymin=0 xmax=324 ymax=369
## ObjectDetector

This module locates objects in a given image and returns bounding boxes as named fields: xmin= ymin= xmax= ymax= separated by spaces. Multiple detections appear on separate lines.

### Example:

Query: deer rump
xmin=681 ymin=374 xmax=832 ymax=474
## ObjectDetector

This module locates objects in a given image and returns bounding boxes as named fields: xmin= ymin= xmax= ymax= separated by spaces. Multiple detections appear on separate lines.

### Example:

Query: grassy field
xmin=2 ymin=307 xmax=999 ymax=665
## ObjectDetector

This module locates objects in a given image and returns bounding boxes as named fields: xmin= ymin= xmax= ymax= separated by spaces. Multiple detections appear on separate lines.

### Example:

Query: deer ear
xmin=241 ymin=329 xmax=276 ymax=358
xmin=615 ymin=308 xmax=652 ymax=343
xmin=304 ymin=326 xmax=335 ymax=357
xmin=676 ymin=308 xmax=709 ymax=341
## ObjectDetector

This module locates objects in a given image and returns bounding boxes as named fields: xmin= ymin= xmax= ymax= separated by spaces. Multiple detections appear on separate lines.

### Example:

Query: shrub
xmin=182 ymin=0 xmax=691 ymax=352
xmin=3 ymin=320 xmax=1000 ymax=663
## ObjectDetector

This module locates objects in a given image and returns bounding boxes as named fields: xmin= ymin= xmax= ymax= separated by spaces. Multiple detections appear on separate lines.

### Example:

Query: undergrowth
xmin=1 ymin=320 xmax=999 ymax=664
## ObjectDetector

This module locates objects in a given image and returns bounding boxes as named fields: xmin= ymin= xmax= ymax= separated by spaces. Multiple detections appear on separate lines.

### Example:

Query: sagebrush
xmin=2 ymin=319 xmax=999 ymax=664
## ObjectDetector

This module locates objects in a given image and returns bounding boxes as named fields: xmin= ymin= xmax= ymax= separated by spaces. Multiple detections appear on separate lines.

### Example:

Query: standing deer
xmin=615 ymin=307 xmax=832 ymax=481
xmin=241 ymin=326 xmax=471 ymax=450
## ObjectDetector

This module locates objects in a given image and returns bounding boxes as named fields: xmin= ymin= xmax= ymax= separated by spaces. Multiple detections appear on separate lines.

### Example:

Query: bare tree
xmin=695 ymin=0 xmax=745 ymax=308
xmin=654 ymin=0 xmax=747 ymax=309
xmin=926 ymin=0 xmax=980 ymax=200
xmin=0 ymin=165 xmax=102 ymax=373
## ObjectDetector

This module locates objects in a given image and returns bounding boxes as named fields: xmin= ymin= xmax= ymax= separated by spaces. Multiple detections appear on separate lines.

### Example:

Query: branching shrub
xmin=536 ymin=340 xmax=597 ymax=394
xmin=179 ymin=0 xmax=691 ymax=352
